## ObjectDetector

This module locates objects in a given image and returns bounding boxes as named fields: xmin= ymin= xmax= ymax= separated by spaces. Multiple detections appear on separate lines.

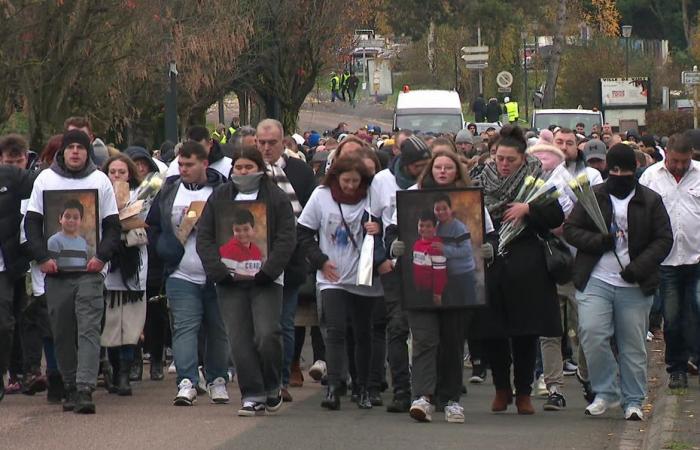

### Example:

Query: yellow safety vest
xmin=505 ymin=101 xmax=519 ymax=122
xmin=212 ymin=130 xmax=224 ymax=142
xmin=330 ymin=76 xmax=340 ymax=91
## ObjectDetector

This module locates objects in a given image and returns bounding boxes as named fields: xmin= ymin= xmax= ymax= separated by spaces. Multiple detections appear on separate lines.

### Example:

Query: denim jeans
xmin=216 ymin=283 xmax=283 ymax=403
xmin=576 ymin=277 xmax=652 ymax=409
xmin=660 ymin=264 xmax=700 ymax=373
xmin=280 ymin=286 xmax=299 ymax=387
xmin=166 ymin=277 xmax=229 ymax=386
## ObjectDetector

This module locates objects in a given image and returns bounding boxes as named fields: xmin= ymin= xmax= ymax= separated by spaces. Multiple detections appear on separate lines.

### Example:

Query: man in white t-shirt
xmin=146 ymin=141 xmax=229 ymax=408
xmin=165 ymin=126 xmax=232 ymax=179
xmin=24 ymin=130 xmax=121 ymax=414
xmin=565 ymin=143 xmax=672 ymax=421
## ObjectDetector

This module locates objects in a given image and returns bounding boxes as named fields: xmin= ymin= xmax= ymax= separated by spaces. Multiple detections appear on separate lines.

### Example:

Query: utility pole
xmin=477 ymin=23 xmax=483 ymax=95
xmin=521 ymin=32 xmax=529 ymax=123
xmin=165 ymin=60 xmax=178 ymax=144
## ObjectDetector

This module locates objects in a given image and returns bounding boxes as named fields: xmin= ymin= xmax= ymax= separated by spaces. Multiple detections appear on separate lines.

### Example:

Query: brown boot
xmin=491 ymin=389 xmax=513 ymax=412
xmin=289 ymin=361 xmax=304 ymax=387
xmin=516 ymin=394 xmax=535 ymax=415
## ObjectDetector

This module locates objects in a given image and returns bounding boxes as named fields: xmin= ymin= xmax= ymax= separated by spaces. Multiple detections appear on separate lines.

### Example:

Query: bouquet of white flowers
xmin=119 ymin=172 xmax=164 ymax=230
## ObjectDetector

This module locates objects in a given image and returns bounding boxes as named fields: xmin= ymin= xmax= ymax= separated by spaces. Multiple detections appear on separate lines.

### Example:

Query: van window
xmin=533 ymin=113 xmax=602 ymax=132
xmin=396 ymin=114 xmax=462 ymax=134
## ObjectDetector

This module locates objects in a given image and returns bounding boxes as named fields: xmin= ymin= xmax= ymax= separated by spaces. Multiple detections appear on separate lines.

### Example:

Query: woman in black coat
xmin=473 ymin=125 xmax=564 ymax=415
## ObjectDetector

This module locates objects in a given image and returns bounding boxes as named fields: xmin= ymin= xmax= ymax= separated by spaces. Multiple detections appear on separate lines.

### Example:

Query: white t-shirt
xmin=105 ymin=189 xmax=148 ymax=291
xmin=166 ymin=156 xmax=232 ymax=179
xmin=368 ymin=168 xmax=400 ymax=233
xmin=26 ymin=169 xmax=119 ymax=276
xmin=153 ymin=158 xmax=168 ymax=175
xmin=169 ymin=184 xmax=213 ymax=285
xmin=298 ymin=186 xmax=381 ymax=297
xmin=591 ymin=191 xmax=637 ymax=288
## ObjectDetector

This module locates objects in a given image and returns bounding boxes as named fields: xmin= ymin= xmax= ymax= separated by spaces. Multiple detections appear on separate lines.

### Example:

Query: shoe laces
xmin=446 ymin=402 xmax=463 ymax=414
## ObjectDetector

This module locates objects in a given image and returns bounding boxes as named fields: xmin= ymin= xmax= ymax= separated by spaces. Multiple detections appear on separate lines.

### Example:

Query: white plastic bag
xmin=357 ymin=233 xmax=374 ymax=287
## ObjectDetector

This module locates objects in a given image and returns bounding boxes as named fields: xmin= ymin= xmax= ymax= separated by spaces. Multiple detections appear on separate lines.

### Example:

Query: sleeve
xmin=563 ymin=199 xmax=611 ymax=254
xmin=25 ymin=174 xmax=44 ymax=215
xmin=25 ymin=211 xmax=49 ymax=263
xmin=362 ymin=212 xmax=387 ymax=269
xmin=260 ymin=189 xmax=297 ymax=279
xmin=431 ymin=249 xmax=448 ymax=296
xmin=47 ymin=234 xmax=60 ymax=255
xmin=625 ymin=194 xmax=673 ymax=280
xmin=145 ymin=190 xmax=163 ymax=250
xmin=441 ymin=221 xmax=470 ymax=259
xmin=95 ymin=177 xmax=121 ymax=263
xmin=296 ymin=190 xmax=328 ymax=270
xmin=587 ymin=168 xmax=604 ymax=186
xmin=195 ymin=194 xmax=230 ymax=283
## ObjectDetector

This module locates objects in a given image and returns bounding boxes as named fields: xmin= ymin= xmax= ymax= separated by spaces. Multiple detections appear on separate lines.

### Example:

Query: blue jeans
xmin=660 ymin=264 xmax=700 ymax=373
xmin=280 ymin=286 xmax=299 ymax=387
xmin=166 ymin=277 xmax=229 ymax=386
xmin=576 ymin=277 xmax=652 ymax=409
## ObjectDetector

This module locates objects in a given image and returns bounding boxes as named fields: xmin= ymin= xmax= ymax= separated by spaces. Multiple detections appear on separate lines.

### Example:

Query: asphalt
xmin=1 ymin=361 xmax=628 ymax=450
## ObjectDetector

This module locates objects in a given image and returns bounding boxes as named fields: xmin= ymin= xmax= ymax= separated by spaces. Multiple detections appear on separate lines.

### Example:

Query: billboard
xmin=600 ymin=77 xmax=650 ymax=107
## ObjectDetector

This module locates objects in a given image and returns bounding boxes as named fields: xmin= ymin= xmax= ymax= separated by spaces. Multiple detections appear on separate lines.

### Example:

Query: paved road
xmin=1 ymin=361 xmax=628 ymax=450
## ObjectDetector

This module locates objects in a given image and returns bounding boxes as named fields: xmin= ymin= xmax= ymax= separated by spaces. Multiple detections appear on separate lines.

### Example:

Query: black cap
xmin=400 ymin=136 xmax=431 ymax=167
xmin=606 ymin=143 xmax=637 ymax=173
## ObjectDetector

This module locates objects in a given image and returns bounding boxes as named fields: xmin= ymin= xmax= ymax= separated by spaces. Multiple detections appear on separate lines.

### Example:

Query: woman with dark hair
xmin=100 ymin=154 xmax=146 ymax=396
xmin=467 ymin=123 xmax=478 ymax=136
xmin=197 ymin=146 xmax=297 ymax=417
xmin=297 ymin=156 xmax=390 ymax=410
xmin=473 ymin=125 xmax=564 ymax=415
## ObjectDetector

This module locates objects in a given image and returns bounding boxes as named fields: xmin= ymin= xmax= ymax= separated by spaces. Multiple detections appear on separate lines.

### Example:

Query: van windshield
xmin=395 ymin=114 xmax=463 ymax=134
xmin=533 ymin=113 xmax=601 ymax=132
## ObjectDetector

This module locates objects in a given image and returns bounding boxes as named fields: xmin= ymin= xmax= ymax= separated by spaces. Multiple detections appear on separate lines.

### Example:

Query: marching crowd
xmin=0 ymin=115 xmax=698 ymax=426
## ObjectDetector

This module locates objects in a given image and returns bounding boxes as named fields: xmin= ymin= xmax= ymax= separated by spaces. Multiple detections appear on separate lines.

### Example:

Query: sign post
xmin=682 ymin=68 xmax=700 ymax=128
xmin=461 ymin=42 xmax=489 ymax=95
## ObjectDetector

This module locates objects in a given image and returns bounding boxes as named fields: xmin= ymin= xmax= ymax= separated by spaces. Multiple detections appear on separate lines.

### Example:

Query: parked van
xmin=531 ymin=109 xmax=603 ymax=132
xmin=393 ymin=89 xmax=464 ymax=134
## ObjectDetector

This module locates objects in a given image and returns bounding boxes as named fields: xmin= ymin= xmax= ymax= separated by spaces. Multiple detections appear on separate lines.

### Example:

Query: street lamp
xmin=622 ymin=25 xmax=632 ymax=79
xmin=521 ymin=31 xmax=528 ymax=122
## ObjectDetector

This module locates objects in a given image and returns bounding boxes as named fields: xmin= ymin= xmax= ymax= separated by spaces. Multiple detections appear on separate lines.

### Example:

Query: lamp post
xmin=521 ymin=31 xmax=528 ymax=123
xmin=622 ymin=25 xmax=632 ymax=79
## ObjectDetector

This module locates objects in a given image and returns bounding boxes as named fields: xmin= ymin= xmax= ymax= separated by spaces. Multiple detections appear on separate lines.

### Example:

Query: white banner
xmin=600 ymin=78 xmax=650 ymax=107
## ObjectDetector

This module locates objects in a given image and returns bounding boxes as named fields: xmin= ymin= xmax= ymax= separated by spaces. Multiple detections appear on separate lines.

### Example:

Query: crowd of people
xmin=0 ymin=114 xmax=697 ymax=426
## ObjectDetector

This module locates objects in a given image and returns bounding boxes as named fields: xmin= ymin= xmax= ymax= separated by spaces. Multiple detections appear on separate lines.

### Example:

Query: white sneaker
xmin=238 ymin=401 xmax=266 ymax=417
xmin=646 ymin=331 xmax=654 ymax=342
xmin=173 ymin=379 xmax=197 ymax=406
xmin=536 ymin=375 xmax=548 ymax=397
xmin=207 ymin=377 xmax=229 ymax=404
xmin=168 ymin=362 xmax=176 ymax=374
xmin=585 ymin=397 xmax=620 ymax=416
xmin=409 ymin=396 xmax=435 ymax=422
xmin=624 ymin=405 xmax=644 ymax=421
xmin=444 ymin=401 xmax=465 ymax=423
xmin=308 ymin=360 xmax=327 ymax=382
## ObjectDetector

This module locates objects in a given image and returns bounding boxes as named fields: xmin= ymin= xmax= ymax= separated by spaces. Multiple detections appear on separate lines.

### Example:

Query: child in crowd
xmin=411 ymin=210 xmax=447 ymax=306
xmin=47 ymin=199 xmax=89 ymax=271
xmin=219 ymin=209 xmax=264 ymax=279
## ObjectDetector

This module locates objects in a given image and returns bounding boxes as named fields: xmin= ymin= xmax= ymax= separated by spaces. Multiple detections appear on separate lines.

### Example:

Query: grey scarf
xmin=231 ymin=172 xmax=263 ymax=194
xmin=477 ymin=155 xmax=542 ymax=223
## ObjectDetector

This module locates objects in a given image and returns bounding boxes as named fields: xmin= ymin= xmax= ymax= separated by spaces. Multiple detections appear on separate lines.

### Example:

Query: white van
xmin=531 ymin=109 xmax=604 ymax=132
xmin=393 ymin=89 xmax=464 ymax=134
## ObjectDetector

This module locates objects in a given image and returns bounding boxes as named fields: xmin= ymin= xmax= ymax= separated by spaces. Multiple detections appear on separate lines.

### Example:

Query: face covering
xmin=231 ymin=172 xmax=263 ymax=194
xmin=606 ymin=174 xmax=636 ymax=199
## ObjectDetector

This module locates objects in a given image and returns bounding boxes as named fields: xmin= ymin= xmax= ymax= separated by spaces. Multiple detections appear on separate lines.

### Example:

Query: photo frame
xmin=396 ymin=187 xmax=487 ymax=309
xmin=215 ymin=201 xmax=270 ymax=279
xmin=43 ymin=189 xmax=100 ymax=272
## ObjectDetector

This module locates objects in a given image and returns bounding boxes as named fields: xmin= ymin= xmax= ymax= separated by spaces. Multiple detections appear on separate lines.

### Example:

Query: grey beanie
xmin=455 ymin=129 xmax=473 ymax=144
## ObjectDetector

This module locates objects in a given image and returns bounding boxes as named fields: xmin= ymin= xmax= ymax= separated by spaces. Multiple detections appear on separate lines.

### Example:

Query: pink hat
xmin=537 ymin=129 xmax=554 ymax=145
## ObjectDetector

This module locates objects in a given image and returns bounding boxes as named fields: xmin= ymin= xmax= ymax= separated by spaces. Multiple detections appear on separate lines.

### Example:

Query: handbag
xmin=537 ymin=232 xmax=573 ymax=285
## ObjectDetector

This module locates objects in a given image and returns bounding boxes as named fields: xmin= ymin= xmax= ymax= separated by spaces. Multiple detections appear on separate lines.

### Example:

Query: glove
xmin=254 ymin=270 xmax=274 ymax=285
xmin=620 ymin=267 xmax=636 ymax=283
xmin=602 ymin=234 xmax=615 ymax=251
xmin=481 ymin=243 xmax=494 ymax=262
xmin=390 ymin=240 xmax=405 ymax=257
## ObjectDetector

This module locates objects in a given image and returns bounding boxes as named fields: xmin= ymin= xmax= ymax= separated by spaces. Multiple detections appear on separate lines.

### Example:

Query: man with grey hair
xmin=255 ymin=119 xmax=316 ymax=401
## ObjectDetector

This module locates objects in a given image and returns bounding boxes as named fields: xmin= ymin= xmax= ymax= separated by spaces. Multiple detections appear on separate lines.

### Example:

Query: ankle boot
xmin=491 ymin=389 xmax=513 ymax=412
xmin=357 ymin=388 xmax=372 ymax=409
xmin=289 ymin=360 xmax=304 ymax=387
xmin=129 ymin=352 xmax=143 ymax=382
xmin=102 ymin=361 xmax=117 ymax=394
xmin=516 ymin=394 xmax=535 ymax=415
xmin=321 ymin=386 xmax=340 ymax=410
xmin=118 ymin=360 xmax=132 ymax=396
xmin=150 ymin=359 xmax=164 ymax=381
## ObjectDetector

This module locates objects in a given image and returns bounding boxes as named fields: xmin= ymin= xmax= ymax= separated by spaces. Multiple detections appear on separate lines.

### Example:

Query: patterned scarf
xmin=267 ymin=157 xmax=303 ymax=216
xmin=477 ymin=154 xmax=542 ymax=222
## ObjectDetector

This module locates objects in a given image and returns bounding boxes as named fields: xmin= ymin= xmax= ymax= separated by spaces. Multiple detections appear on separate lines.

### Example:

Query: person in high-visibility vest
xmin=504 ymin=96 xmax=519 ymax=123
xmin=212 ymin=123 xmax=226 ymax=143
xmin=330 ymin=72 xmax=342 ymax=102
xmin=340 ymin=69 xmax=350 ymax=101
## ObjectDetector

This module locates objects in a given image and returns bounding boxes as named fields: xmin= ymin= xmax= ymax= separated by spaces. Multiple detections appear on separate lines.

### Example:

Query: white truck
xmin=393 ymin=89 xmax=464 ymax=134
xmin=531 ymin=109 xmax=604 ymax=132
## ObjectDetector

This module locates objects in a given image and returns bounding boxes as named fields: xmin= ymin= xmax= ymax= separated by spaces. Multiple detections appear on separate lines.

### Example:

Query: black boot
xmin=117 ymin=360 xmax=132 ymax=396
xmin=129 ymin=350 xmax=143 ymax=382
xmin=74 ymin=387 xmax=95 ymax=414
xmin=150 ymin=359 xmax=164 ymax=381
xmin=102 ymin=361 xmax=117 ymax=394
xmin=321 ymin=386 xmax=340 ymax=410
xmin=357 ymin=388 xmax=373 ymax=409
xmin=63 ymin=386 xmax=77 ymax=412
xmin=47 ymin=373 xmax=65 ymax=404
xmin=386 ymin=391 xmax=411 ymax=413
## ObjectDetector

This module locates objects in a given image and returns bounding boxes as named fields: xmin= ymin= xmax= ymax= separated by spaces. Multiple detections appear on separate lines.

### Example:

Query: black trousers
xmin=22 ymin=293 xmax=52 ymax=374
xmin=144 ymin=287 xmax=170 ymax=362
xmin=379 ymin=271 xmax=411 ymax=395
xmin=483 ymin=335 xmax=538 ymax=396
xmin=293 ymin=326 xmax=325 ymax=363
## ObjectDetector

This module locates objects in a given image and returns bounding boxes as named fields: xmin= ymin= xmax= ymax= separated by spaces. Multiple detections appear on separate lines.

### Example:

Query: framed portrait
xmin=43 ymin=189 xmax=100 ymax=272
xmin=215 ymin=201 xmax=270 ymax=279
xmin=396 ymin=187 xmax=487 ymax=309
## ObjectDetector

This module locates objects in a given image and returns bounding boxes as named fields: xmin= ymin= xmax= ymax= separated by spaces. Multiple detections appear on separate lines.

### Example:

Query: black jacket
xmin=563 ymin=182 xmax=673 ymax=296
xmin=485 ymin=101 xmax=502 ymax=123
xmin=0 ymin=166 xmax=38 ymax=278
xmin=196 ymin=177 xmax=297 ymax=284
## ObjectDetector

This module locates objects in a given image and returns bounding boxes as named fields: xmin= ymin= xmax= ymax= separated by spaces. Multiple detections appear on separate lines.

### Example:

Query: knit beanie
xmin=606 ymin=143 xmax=637 ymax=172
xmin=400 ymin=136 xmax=431 ymax=167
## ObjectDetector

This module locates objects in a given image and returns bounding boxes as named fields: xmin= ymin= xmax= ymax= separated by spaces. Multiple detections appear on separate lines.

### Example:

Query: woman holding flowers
xmin=473 ymin=125 xmax=564 ymax=415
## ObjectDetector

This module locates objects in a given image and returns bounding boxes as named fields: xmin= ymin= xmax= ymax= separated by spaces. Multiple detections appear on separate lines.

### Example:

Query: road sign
xmin=497 ymin=87 xmax=512 ymax=93
xmin=461 ymin=54 xmax=489 ymax=62
xmin=496 ymin=71 xmax=514 ymax=88
xmin=465 ymin=63 xmax=488 ymax=69
xmin=682 ymin=71 xmax=700 ymax=85
xmin=461 ymin=45 xmax=489 ymax=66
xmin=461 ymin=46 xmax=489 ymax=54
